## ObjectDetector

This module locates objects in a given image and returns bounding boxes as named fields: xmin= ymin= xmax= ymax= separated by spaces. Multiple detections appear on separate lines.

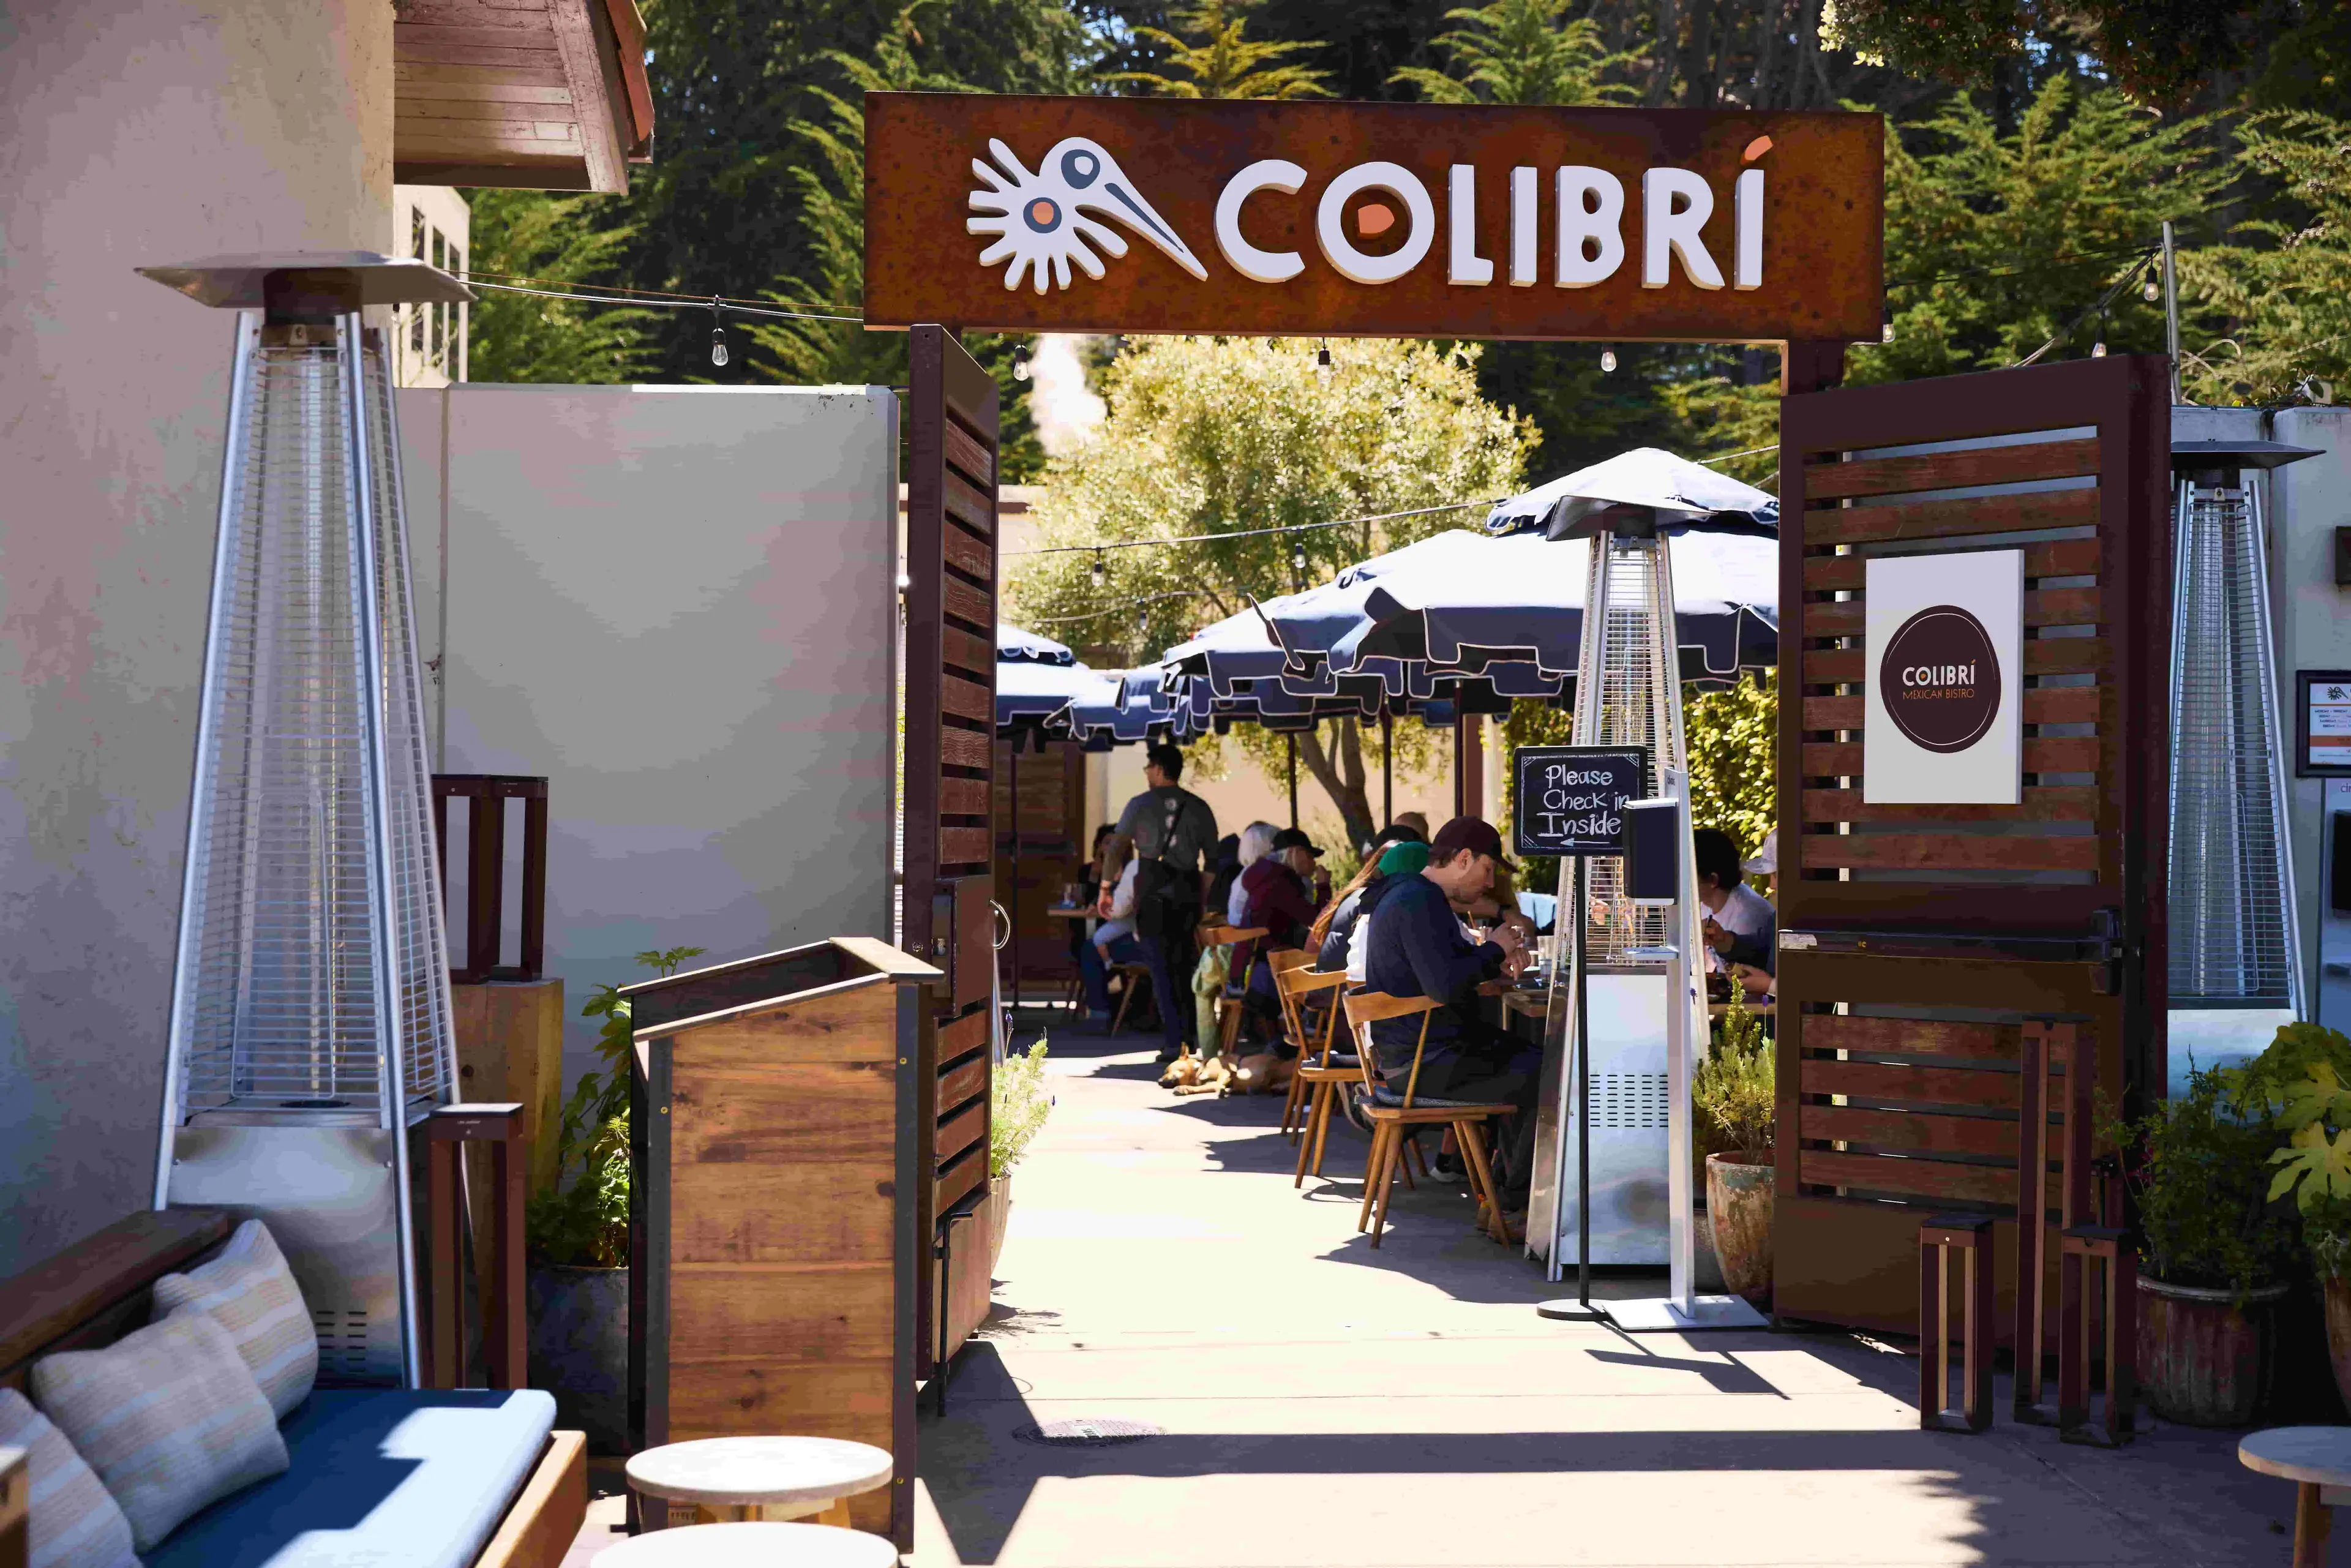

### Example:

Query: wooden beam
xmin=0 ymin=1210 xmax=231 ymax=1378
xmin=547 ymin=0 xmax=628 ymax=192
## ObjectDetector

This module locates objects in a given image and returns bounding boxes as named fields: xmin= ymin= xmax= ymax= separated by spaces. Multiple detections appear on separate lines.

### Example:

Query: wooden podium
xmin=624 ymin=937 xmax=941 ymax=1547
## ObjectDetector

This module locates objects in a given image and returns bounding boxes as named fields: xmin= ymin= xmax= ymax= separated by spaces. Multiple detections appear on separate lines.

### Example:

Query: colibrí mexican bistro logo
xmin=968 ymin=138 xmax=1210 ymax=295
xmin=1878 ymin=605 xmax=2001 ymax=754
xmin=967 ymin=135 xmax=1774 ymax=296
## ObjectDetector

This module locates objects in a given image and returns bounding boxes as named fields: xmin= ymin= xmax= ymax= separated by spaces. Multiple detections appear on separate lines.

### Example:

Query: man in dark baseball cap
xmin=1360 ymin=814 xmax=1539 ymax=1236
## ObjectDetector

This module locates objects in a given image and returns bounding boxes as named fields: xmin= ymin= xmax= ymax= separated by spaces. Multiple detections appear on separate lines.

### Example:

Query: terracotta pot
xmin=527 ymin=1264 xmax=629 ymax=1454
xmin=2325 ymin=1277 xmax=2351 ymax=1413
xmin=2135 ymin=1276 xmax=2287 ymax=1427
xmin=1704 ymin=1153 xmax=1774 ymax=1306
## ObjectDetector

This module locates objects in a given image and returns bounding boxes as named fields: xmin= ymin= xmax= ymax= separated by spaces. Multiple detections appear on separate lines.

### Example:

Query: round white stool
xmin=2238 ymin=1426 xmax=2351 ymax=1568
xmin=593 ymin=1520 xmax=899 ymax=1566
xmin=624 ymin=1436 xmax=894 ymax=1531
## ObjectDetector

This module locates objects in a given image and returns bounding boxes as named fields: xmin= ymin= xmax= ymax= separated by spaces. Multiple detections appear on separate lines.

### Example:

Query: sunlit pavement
xmin=907 ymin=1014 xmax=2314 ymax=1568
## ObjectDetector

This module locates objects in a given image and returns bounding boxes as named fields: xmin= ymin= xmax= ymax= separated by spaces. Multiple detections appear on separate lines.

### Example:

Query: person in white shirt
xmin=1077 ymin=835 xmax=1147 ymax=1027
xmin=1693 ymin=828 xmax=1774 ymax=975
xmin=1228 ymin=822 xmax=1277 ymax=925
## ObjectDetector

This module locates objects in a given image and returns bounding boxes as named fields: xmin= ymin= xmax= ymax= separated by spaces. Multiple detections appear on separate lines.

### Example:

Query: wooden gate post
xmin=902 ymin=326 xmax=1002 ymax=1542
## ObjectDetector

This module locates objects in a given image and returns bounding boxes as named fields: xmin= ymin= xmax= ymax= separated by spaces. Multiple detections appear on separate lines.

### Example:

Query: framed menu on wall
xmin=1862 ymin=549 xmax=2025 ymax=805
xmin=2297 ymin=670 xmax=2351 ymax=778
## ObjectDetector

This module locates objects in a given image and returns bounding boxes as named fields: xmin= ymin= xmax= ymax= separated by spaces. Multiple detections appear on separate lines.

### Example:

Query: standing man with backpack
xmin=1112 ymin=742 xmax=1219 ymax=1061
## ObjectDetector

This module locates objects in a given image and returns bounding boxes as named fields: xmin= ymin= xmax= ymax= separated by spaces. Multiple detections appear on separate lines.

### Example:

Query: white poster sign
xmin=1862 ymin=549 xmax=2023 ymax=805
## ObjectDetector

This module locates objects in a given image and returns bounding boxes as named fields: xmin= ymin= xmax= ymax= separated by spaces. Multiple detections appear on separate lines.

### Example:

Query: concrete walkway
xmin=909 ymin=1023 xmax=2323 ymax=1568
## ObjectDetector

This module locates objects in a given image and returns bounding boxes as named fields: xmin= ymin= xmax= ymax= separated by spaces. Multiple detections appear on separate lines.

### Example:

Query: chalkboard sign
xmin=1512 ymin=746 xmax=1649 ymax=859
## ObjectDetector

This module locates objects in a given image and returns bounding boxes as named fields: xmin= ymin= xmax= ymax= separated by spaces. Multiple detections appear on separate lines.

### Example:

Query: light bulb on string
xmin=2142 ymin=266 xmax=2162 ymax=304
xmin=1291 ymin=544 xmax=1307 ymax=578
xmin=1599 ymin=345 xmax=1617 ymax=373
xmin=1315 ymin=342 xmax=1333 ymax=376
xmin=1011 ymin=342 xmax=1032 ymax=383
xmin=708 ymin=300 xmax=729 ymax=369
xmin=1091 ymin=552 xmax=1106 ymax=585
xmin=2091 ymin=310 xmax=2109 ymax=358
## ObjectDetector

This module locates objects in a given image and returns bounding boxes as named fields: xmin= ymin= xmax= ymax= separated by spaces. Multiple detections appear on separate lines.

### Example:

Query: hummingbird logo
xmin=967 ymin=137 xmax=1209 ymax=295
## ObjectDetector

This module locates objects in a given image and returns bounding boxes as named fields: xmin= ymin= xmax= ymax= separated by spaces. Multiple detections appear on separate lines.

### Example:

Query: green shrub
xmin=1694 ymin=998 xmax=1774 ymax=1160
xmin=992 ymin=1039 xmax=1054 ymax=1178
xmin=2231 ymin=1020 xmax=2351 ymax=1280
xmin=2109 ymin=1064 xmax=2296 ymax=1304
xmin=525 ymin=946 xmax=703 ymax=1268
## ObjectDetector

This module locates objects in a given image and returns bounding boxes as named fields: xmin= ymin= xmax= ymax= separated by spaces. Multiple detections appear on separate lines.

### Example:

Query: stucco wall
xmin=403 ymin=383 xmax=900 ymax=1084
xmin=0 ymin=0 xmax=394 ymax=1272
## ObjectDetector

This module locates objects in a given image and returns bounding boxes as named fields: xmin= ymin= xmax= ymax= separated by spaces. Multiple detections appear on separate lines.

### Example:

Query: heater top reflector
xmin=137 ymin=252 xmax=473 ymax=310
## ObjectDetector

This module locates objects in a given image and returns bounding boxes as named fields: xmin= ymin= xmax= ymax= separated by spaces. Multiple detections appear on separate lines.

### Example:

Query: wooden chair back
xmin=1275 ymin=964 xmax=1349 ymax=1064
xmin=1341 ymin=990 xmax=1441 ymax=1107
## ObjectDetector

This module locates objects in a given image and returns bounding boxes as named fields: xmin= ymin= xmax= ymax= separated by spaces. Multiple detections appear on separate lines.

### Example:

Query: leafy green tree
xmin=2178 ymin=113 xmax=2351 ymax=403
xmin=1820 ymin=0 xmax=2346 ymax=114
xmin=1112 ymin=0 xmax=1334 ymax=97
xmin=1008 ymin=336 xmax=1535 ymax=846
xmin=1843 ymin=74 xmax=2227 ymax=384
xmin=735 ymin=12 xmax=1048 ymax=476
xmin=466 ymin=190 xmax=660 ymax=384
xmin=620 ymin=0 xmax=1091 ymax=384
xmin=1389 ymin=0 xmax=1633 ymax=105
xmin=1685 ymin=670 xmax=1777 ymax=853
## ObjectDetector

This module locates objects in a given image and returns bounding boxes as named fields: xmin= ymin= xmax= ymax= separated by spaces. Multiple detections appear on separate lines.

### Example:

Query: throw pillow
xmin=150 ymin=1219 xmax=317 ymax=1420
xmin=0 ymin=1387 xmax=138 ymax=1568
xmin=31 ymin=1309 xmax=288 ymax=1552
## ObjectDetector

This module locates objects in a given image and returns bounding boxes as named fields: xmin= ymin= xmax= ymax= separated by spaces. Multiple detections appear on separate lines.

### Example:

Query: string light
xmin=1291 ymin=544 xmax=1307 ymax=577
xmin=2091 ymin=310 xmax=2109 ymax=358
xmin=1599 ymin=346 xmax=1618 ymax=373
xmin=2142 ymin=264 xmax=2162 ymax=304
xmin=1091 ymin=552 xmax=1106 ymax=584
xmin=1012 ymin=343 xmax=1032 ymax=383
xmin=1315 ymin=342 xmax=1333 ymax=376
xmin=708 ymin=300 xmax=729 ymax=369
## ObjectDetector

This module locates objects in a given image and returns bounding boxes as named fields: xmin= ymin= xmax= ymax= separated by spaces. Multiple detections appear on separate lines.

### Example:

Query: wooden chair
xmin=1107 ymin=960 xmax=1155 ymax=1033
xmin=1276 ymin=965 xmax=1357 ymax=1182
xmin=1262 ymin=948 xmax=1321 ymax=1133
xmin=1339 ymin=991 xmax=1513 ymax=1248
xmin=1198 ymin=925 xmax=1268 ymax=1057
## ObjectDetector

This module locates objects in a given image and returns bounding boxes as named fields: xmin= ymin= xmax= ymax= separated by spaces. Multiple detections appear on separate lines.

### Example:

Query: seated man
xmin=1694 ymin=827 xmax=1775 ymax=976
xmin=1361 ymin=816 xmax=1538 ymax=1231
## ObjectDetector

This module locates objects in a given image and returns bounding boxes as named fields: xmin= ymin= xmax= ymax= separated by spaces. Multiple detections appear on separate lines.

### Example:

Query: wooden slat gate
xmin=1772 ymin=354 xmax=2170 ymax=1340
xmin=902 ymin=326 xmax=1001 ymax=1411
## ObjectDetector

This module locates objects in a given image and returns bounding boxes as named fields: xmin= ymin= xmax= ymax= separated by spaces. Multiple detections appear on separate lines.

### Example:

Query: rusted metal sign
xmin=864 ymin=93 xmax=1883 ymax=342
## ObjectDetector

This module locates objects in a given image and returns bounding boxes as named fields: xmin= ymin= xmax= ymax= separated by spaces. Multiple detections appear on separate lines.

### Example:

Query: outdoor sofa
xmin=0 ymin=1208 xmax=584 ymax=1568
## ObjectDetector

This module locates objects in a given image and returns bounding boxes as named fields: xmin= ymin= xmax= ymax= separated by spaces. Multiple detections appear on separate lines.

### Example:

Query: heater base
xmin=1602 ymin=1294 xmax=1769 ymax=1333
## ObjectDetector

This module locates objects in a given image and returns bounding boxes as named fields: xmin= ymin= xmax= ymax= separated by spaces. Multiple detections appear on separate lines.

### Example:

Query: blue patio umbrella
xmin=1325 ymin=527 xmax=1778 ymax=683
xmin=996 ymin=649 xmax=1100 ymax=730
xmin=997 ymin=622 xmax=1078 ymax=664
xmin=1483 ymin=446 xmax=1777 ymax=539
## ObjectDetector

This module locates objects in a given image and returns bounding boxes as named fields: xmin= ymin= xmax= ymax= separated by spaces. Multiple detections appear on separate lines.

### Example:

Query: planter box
xmin=527 ymin=1264 xmax=629 ymax=1455
xmin=938 ymin=1174 xmax=1011 ymax=1365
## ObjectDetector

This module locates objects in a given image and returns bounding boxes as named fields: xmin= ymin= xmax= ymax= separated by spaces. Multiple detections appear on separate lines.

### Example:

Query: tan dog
xmin=1172 ymin=1055 xmax=1234 ymax=1096
xmin=1221 ymin=1051 xmax=1295 ymax=1097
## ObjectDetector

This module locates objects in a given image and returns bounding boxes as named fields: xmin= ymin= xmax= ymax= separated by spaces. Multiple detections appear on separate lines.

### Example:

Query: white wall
xmin=2273 ymin=407 xmax=2351 ymax=1006
xmin=0 ymin=0 xmax=394 ymax=1272
xmin=405 ymin=384 xmax=900 ymax=1082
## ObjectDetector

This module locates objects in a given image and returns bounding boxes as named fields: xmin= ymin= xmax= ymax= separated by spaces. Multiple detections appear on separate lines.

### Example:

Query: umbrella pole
xmin=1286 ymin=733 xmax=1298 ymax=830
xmin=1381 ymin=709 xmax=1393 ymax=830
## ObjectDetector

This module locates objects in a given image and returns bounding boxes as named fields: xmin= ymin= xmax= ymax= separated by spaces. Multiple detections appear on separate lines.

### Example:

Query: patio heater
xmin=2167 ymin=431 xmax=2317 ymax=1082
xmin=142 ymin=253 xmax=473 ymax=1389
xmin=1534 ymin=514 xmax=1763 ymax=1331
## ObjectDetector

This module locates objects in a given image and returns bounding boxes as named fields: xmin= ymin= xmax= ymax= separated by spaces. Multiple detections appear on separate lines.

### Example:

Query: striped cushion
xmin=31 ymin=1310 xmax=288 ymax=1551
xmin=0 ymin=1387 xmax=138 ymax=1568
xmin=151 ymin=1221 xmax=316 ymax=1421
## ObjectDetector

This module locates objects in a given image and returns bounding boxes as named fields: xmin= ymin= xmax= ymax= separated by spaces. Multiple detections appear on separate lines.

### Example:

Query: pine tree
xmin=1111 ymin=0 xmax=1335 ymax=97
xmin=1389 ymin=0 xmax=1633 ymax=106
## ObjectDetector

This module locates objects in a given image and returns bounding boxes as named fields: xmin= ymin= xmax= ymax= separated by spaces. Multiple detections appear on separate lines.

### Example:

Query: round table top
xmin=593 ymin=1521 xmax=899 ymax=1567
xmin=624 ymin=1437 xmax=894 ymax=1507
xmin=2238 ymin=1427 xmax=2351 ymax=1486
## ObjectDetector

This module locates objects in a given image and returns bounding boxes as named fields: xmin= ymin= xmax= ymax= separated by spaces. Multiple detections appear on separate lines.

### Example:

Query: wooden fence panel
xmin=1771 ymin=354 xmax=2170 ymax=1338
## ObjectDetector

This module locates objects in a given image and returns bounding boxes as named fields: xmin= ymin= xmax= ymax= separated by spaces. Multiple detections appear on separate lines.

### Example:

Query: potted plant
xmin=1694 ymin=996 xmax=1774 ymax=1306
xmin=2235 ymin=1022 xmax=2351 ymax=1411
xmin=525 ymin=946 xmax=700 ymax=1454
xmin=2109 ymin=1063 xmax=2297 ymax=1427
xmin=980 ymin=1038 xmax=1054 ymax=1282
